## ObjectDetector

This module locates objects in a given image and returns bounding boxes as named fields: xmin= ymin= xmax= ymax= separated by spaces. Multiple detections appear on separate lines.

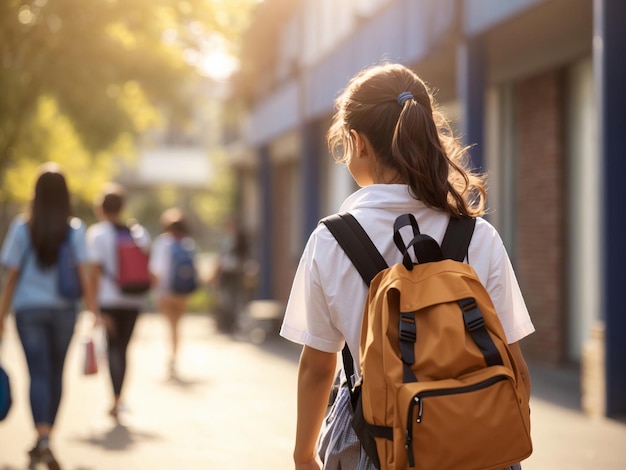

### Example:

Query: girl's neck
xmin=371 ymin=166 xmax=406 ymax=185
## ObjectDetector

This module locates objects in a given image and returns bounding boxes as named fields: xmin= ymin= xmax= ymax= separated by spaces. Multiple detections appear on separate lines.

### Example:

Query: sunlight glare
xmin=198 ymin=50 xmax=239 ymax=81
xmin=191 ymin=34 xmax=239 ymax=81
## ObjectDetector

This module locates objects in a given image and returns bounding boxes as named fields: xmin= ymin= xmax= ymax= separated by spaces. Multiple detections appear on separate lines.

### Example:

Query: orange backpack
xmin=322 ymin=213 xmax=532 ymax=470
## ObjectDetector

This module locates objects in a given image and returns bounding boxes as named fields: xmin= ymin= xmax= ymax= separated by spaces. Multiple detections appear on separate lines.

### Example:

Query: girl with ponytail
xmin=281 ymin=63 xmax=534 ymax=470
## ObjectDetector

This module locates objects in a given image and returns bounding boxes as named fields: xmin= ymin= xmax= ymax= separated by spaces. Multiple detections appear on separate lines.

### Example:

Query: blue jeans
xmin=15 ymin=307 xmax=77 ymax=426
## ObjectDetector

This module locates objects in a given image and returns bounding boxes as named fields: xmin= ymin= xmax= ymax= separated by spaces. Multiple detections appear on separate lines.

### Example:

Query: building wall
xmin=237 ymin=0 xmax=626 ymax=417
xmin=270 ymin=160 xmax=300 ymax=302
xmin=515 ymin=69 xmax=567 ymax=363
xmin=566 ymin=57 xmax=600 ymax=361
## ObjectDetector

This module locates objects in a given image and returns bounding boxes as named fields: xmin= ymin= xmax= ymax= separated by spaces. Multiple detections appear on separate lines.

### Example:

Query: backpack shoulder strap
xmin=441 ymin=216 xmax=504 ymax=367
xmin=440 ymin=215 xmax=476 ymax=262
xmin=320 ymin=213 xmax=388 ymax=393
xmin=320 ymin=213 xmax=388 ymax=284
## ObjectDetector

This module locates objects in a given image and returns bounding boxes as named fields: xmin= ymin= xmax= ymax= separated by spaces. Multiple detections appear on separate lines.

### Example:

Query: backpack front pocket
xmin=393 ymin=366 xmax=532 ymax=470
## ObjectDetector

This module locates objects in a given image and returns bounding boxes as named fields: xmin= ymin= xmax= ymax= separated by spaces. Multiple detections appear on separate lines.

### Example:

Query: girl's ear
xmin=350 ymin=130 xmax=371 ymax=160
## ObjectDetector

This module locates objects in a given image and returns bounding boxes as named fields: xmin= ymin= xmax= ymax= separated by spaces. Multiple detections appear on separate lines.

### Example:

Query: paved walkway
xmin=0 ymin=311 xmax=625 ymax=469
xmin=0 ymin=311 xmax=301 ymax=469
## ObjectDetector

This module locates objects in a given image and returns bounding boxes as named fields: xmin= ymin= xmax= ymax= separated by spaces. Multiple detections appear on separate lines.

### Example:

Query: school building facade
xmin=228 ymin=0 xmax=626 ymax=417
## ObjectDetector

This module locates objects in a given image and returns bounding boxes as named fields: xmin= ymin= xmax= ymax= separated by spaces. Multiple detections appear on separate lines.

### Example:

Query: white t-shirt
xmin=280 ymin=185 xmax=535 ymax=370
xmin=86 ymin=220 xmax=152 ymax=309
xmin=149 ymin=233 xmax=196 ymax=295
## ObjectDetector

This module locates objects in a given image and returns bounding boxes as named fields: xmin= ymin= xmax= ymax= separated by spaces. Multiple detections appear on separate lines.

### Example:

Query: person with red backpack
xmin=280 ymin=64 xmax=535 ymax=470
xmin=87 ymin=183 xmax=151 ymax=420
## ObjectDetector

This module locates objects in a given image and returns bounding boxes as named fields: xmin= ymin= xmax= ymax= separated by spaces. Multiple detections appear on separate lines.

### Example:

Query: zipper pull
xmin=415 ymin=396 xmax=423 ymax=423
xmin=406 ymin=396 xmax=420 ymax=467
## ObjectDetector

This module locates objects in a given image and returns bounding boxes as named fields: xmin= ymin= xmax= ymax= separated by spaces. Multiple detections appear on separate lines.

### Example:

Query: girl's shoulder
xmin=473 ymin=216 xmax=503 ymax=243
xmin=469 ymin=216 xmax=508 ymax=264
xmin=7 ymin=215 xmax=30 ymax=239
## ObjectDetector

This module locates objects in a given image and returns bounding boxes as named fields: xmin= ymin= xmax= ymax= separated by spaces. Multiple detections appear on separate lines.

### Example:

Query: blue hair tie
xmin=397 ymin=91 xmax=414 ymax=106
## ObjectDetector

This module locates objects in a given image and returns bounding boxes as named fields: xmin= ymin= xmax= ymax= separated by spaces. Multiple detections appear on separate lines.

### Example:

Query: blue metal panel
xmin=406 ymin=0 xmax=457 ymax=61
xmin=307 ymin=1 xmax=409 ymax=119
xmin=300 ymin=120 xmax=321 ymax=244
xmin=306 ymin=45 xmax=357 ymax=120
xmin=249 ymin=80 xmax=300 ymax=146
xmin=256 ymin=0 xmax=460 ymax=127
xmin=457 ymin=36 xmax=485 ymax=171
xmin=306 ymin=0 xmax=459 ymax=120
xmin=355 ymin=2 xmax=408 ymax=67
xmin=257 ymin=145 xmax=273 ymax=299
xmin=595 ymin=0 xmax=626 ymax=417
xmin=464 ymin=0 xmax=545 ymax=36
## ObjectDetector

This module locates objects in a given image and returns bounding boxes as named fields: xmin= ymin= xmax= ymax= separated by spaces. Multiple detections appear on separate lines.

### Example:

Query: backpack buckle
xmin=460 ymin=298 xmax=485 ymax=331
xmin=399 ymin=313 xmax=417 ymax=342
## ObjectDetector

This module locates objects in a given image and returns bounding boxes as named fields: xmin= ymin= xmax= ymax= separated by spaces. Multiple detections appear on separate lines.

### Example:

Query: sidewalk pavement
xmin=0 ymin=311 xmax=625 ymax=469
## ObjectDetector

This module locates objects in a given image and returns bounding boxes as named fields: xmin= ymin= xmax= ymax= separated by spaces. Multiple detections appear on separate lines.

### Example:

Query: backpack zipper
xmin=405 ymin=374 xmax=508 ymax=467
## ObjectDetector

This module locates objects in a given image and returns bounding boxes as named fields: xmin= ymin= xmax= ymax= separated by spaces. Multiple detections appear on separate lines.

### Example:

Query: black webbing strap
xmin=352 ymin=392 xmax=393 ymax=468
xmin=441 ymin=216 xmax=502 ymax=366
xmin=321 ymin=213 xmax=394 ymax=458
xmin=321 ymin=213 xmax=388 ymax=388
xmin=399 ymin=313 xmax=418 ymax=383
xmin=322 ymin=213 xmax=388 ymax=284
xmin=441 ymin=215 xmax=476 ymax=262
xmin=459 ymin=297 xmax=504 ymax=366
xmin=442 ymin=217 xmax=504 ymax=367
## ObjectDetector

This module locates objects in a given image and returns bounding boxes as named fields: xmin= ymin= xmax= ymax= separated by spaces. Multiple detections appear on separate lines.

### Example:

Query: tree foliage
xmin=0 ymin=0 xmax=255 ymax=210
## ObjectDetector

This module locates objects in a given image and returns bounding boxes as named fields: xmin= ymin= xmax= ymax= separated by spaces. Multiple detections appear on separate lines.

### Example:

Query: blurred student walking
xmin=0 ymin=163 xmax=98 ymax=470
xmin=149 ymin=208 xmax=197 ymax=377
xmin=86 ymin=183 xmax=151 ymax=420
xmin=215 ymin=218 xmax=250 ymax=334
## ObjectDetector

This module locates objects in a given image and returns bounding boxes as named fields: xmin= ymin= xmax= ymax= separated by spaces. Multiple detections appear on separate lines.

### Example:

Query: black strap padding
xmin=459 ymin=297 xmax=504 ymax=367
xmin=441 ymin=215 xmax=476 ymax=261
xmin=322 ymin=213 xmax=388 ymax=284
xmin=320 ymin=213 xmax=388 ymax=394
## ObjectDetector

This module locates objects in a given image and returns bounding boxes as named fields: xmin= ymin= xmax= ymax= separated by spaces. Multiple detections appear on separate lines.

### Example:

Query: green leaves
xmin=0 ymin=0 xmax=256 ymax=210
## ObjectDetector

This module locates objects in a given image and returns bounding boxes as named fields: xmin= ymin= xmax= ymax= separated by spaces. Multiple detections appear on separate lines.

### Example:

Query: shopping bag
xmin=82 ymin=337 xmax=98 ymax=375
xmin=0 ymin=364 xmax=11 ymax=420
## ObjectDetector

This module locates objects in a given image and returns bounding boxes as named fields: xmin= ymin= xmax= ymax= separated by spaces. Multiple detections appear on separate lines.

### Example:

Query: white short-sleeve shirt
xmin=149 ymin=232 xmax=196 ymax=295
xmin=280 ymin=185 xmax=535 ymax=369
xmin=86 ymin=220 xmax=151 ymax=310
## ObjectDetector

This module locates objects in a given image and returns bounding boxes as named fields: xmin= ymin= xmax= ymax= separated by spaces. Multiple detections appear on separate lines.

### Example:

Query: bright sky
xmin=198 ymin=49 xmax=239 ymax=80
xmin=185 ymin=33 xmax=239 ymax=81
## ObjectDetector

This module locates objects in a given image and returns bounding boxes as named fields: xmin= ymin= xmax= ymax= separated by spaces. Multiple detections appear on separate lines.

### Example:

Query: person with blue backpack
xmin=0 ymin=163 xmax=98 ymax=470
xmin=149 ymin=207 xmax=198 ymax=377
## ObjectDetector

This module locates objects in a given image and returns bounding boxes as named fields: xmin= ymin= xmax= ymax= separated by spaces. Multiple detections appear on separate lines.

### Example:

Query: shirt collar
xmin=339 ymin=184 xmax=425 ymax=212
